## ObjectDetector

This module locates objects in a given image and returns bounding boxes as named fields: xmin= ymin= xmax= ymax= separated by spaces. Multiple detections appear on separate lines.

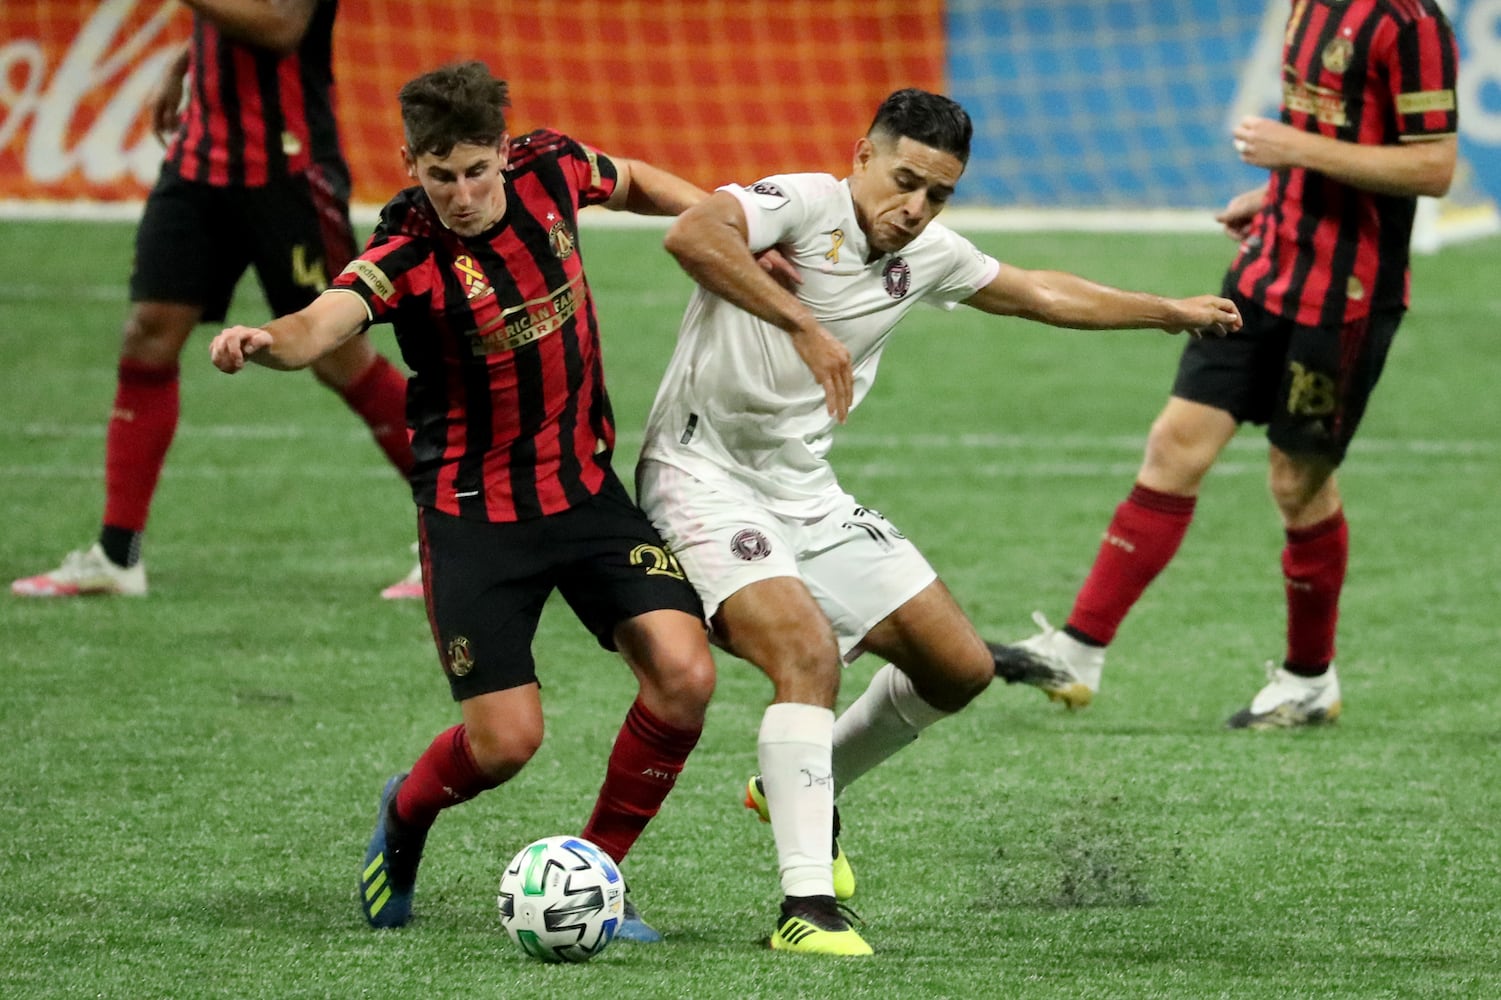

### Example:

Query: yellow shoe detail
xmin=770 ymin=916 xmax=873 ymax=956
xmin=745 ymin=776 xmax=856 ymax=900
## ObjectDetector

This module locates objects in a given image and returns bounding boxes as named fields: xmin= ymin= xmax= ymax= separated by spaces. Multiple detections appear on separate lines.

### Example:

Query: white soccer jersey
xmin=640 ymin=172 xmax=1001 ymax=517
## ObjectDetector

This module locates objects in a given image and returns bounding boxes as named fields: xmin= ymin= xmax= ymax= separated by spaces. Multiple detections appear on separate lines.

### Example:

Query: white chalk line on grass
xmin=6 ymin=426 xmax=1494 ymax=483
xmin=16 ymin=422 xmax=1500 ymax=457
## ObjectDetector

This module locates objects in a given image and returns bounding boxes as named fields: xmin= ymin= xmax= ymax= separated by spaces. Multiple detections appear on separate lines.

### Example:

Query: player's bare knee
xmin=464 ymin=718 xmax=543 ymax=782
xmin=1266 ymin=453 xmax=1335 ymax=522
xmin=120 ymin=304 xmax=194 ymax=365
xmin=916 ymin=658 xmax=991 ymax=712
xmin=1142 ymin=419 xmax=1215 ymax=489
xmin=763 ymin=649 xmax=842 ymax=706
xmin=640 ymin=651 xmax=716 ymax=718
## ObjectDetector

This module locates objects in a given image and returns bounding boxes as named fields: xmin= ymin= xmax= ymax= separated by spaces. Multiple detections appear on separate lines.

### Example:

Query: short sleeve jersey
xmin=329 ymin=130 xmax=619 ymax=523
xmin=640 ymin=173 xmax=1000 ymax=516
xmin=165 ymin=0 xmax=344 ymax=187
xmin=1229 ymin=0 xmax=1459 ymax=327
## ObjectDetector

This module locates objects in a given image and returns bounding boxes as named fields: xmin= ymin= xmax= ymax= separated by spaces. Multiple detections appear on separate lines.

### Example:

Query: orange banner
xmin=0 ymin=0 xmax=943 ymax=206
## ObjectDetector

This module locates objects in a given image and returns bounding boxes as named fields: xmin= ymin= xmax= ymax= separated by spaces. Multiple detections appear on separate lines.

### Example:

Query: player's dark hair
xmin=399 ymin=61 xmax=511 ymax=157
xmin=868 ymin=88 xmax=972 ymax=165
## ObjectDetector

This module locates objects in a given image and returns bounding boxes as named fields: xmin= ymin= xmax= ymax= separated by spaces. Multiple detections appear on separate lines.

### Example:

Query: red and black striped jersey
xmin=1229 ymin=0 xmax=1458 ymax=327
xmin=165 ymin=0 xmax=344 ymax=187
xmin=330 ymin=130 xmax=621 ymax=523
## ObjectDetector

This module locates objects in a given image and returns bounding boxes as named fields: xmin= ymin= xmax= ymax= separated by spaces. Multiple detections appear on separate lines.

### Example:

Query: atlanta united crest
xmin=548 ymin=220 xmax=576 ymax=260
xmin=446 ymin=635 xmax=475 ymax=677
xmin=1322 ymin=36 xmax=1353 ymax=75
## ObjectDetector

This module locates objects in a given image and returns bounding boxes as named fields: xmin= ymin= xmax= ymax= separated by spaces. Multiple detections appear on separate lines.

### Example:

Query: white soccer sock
xmin=758 ymin=702 xmax=836 ymax=900
xmin=832 ymin=662 xmax=953 ymax=792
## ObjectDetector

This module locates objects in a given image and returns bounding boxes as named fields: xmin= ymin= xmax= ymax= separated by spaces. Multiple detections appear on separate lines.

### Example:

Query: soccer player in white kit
xmin=635 ymin=89 xmax=1242 ymax=956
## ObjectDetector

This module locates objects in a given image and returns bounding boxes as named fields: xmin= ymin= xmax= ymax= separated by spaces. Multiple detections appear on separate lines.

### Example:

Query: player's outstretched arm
xmin=605 ymin=157 xmax=708 ymax=218
xmin=963 ymin=266 xmax=1242 ymax=338
xmin=211 ymin=290 xmax=369 ymax=373
xmin=179 ymin=0 xmax=319 ymax=53
xmin=664 ymin=192 xmax=853 ymax=421
xmin=1232 ymin=116 xmax=1456 ymax=198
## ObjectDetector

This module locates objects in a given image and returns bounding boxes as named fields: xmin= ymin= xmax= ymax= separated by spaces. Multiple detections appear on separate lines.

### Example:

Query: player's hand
xmin=148 ymin=49 xmax=189 ymax=146
xmin=756 ymin=245 xmax=803 ymax=293
xmin=1232 ymin=116 xmax=1304 ymax=173
xmin=1214 ymin=185 xmax=1267 ymax=241
xmin=789 ymin=324 xmax=853 ymax=423
xmin=1163 ymin=296 xmax=1242 ymax=338
xmin=210 ymin=326 xmax=274 ymax=372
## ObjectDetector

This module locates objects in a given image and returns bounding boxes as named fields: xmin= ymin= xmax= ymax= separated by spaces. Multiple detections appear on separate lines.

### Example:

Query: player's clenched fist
xmin=211 ymin=326 xmax=274 ymax=373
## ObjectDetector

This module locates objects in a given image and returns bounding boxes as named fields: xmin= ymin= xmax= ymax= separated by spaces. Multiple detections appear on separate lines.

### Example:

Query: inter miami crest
xmin=730 ymin=528 xmax=771 ymax=561
xmin=882 ymin=257 xmax=911 ymax=299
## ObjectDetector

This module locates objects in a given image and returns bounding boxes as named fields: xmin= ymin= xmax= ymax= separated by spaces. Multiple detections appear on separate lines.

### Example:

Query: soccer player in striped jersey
xmin=635 ymin=88 xmax=1240 ymax=955
xmin=210 ymin=61 xmax=720 ymax=942
xmin=11 ymin=0 xmax=415 ymax=600
xmin=994 ymin=0 xmax=1459 ymax=729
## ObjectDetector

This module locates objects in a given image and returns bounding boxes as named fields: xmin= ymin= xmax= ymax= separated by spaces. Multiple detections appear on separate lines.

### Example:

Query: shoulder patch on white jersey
xmin=748 ymin=181 xmax=790 ymax=208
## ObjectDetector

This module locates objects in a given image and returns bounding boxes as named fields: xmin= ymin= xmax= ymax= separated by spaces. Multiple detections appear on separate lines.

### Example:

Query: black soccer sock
xmin=99 ymin=526 xmax=142 ymax=568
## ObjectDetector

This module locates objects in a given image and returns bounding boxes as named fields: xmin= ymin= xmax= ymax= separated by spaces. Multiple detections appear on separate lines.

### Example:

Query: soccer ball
xmin=496 ymin=835 xmax=625 ymax=963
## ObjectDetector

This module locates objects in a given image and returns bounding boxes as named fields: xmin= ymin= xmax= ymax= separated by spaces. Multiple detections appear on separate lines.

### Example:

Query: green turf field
xmin=3 ymin=219 xmax=1498 ymax=998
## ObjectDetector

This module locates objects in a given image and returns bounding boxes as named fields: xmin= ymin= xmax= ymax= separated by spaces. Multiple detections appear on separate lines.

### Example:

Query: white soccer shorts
xmin=636 ymin=459 xmax=936 ymax=661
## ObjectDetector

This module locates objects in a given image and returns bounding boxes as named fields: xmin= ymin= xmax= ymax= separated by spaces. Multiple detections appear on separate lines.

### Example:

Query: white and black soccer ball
xmin=496 ymin=835 xmax=625 ymax=963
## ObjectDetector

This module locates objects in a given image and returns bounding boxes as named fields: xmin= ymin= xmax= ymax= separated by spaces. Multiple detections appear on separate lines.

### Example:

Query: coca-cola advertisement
xmin=0 ymin=0 xmax=941 ymax=208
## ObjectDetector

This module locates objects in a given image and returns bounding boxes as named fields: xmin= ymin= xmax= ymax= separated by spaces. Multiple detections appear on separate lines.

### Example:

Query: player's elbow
xmin=1419 ymin=164 xmax=1456 ymax=199
xmin=1412 ymin=139 xmax=1458 ymax=199
xmin=663 ymin=214 xmax=713 ymax=271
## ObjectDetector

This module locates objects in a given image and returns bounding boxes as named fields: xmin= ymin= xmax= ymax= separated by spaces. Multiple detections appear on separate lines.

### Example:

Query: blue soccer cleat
xmin=359 ymin=773 xmax=427 ymax=929
xmin=613 ymin=889 xmax=664 ymax=943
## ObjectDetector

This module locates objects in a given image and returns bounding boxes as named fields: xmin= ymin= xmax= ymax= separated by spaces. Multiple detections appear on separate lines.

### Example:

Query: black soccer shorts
xmin=129 ymin=161 xmax=356 ymax=322
xmin=417 ymin=470 xmax=705 ymax=702
xmin=1171 ymin=283 xmax=1403 ymax=465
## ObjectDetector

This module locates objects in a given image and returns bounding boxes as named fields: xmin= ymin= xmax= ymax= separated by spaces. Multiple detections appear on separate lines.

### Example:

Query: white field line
xmin=7 ymin=425 xmax=1494 ymax=482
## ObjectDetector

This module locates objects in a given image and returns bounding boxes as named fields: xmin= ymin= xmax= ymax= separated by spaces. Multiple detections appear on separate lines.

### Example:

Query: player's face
xmin=848 ymin=135 xmax=963 ymax=254
xmin=404 ymin=138 xmax=510 ymax=237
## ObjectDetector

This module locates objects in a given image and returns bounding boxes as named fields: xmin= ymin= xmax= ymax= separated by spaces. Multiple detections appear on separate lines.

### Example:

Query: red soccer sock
xmin=102 ymin=359 xmax=180 ymax=534
xmin=1067 ymin=483 xmax=1197 ymax=646
xmin=580 ymin=699 xmax=702 ymax=864
xmin=338 ymin=355 xmax=414 ymax=476
xmin=1282 ymin=511 xmax=1347 ymax=672
xmin=394 ymin=725 xmax=499 ymax=830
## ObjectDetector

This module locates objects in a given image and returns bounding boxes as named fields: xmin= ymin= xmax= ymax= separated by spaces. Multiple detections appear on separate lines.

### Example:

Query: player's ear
xmin=852 ymin=136 xmax=874 ymax=174
xmin=400 ymin=145 xmax=417 ymax=180
xmin=496 ymin=132 xmax=511 ymax=169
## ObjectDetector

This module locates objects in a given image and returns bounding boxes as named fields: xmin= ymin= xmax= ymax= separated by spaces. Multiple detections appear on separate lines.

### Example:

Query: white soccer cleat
xmin=379 ymin=561 xmax=423 ymax=600
xmin=988 ymin=611 xmax=1104 ymax=709
xmin=1226 ymin=663 xmax=1341 ymax=730
xmin=11 ymin=543 xmax=147 ymax=598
